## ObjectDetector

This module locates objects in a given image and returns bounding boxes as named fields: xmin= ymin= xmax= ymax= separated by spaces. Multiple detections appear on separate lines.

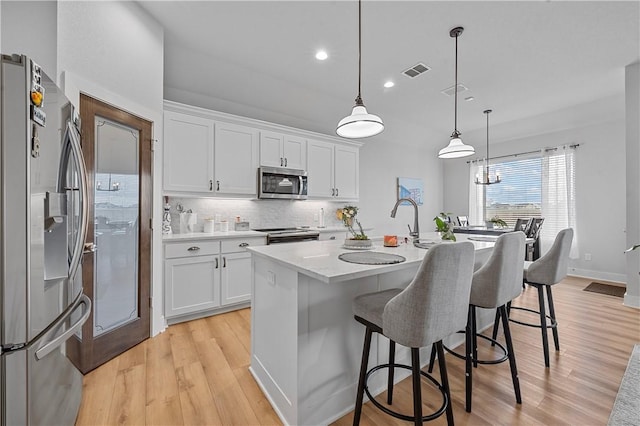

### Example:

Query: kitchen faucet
xmin=390 ymin=198 xmax=420 ymax=239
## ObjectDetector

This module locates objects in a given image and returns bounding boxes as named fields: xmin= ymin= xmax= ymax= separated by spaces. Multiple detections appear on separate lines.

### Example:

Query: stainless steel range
xmin=254 ymin=228 xmax=320 ymax=244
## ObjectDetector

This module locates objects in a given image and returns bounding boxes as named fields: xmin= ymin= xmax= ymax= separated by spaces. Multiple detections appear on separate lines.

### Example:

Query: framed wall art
xmin=397 ymin=177 xmax=423 ymax=205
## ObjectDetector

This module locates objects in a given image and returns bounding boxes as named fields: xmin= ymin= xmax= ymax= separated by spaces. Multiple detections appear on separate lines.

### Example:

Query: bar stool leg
xmin=387 ymin=340 xmax=396 ymax=404
xmin=465 ymin=308 xmax=473 ymax=413
xmin=411 ymin=348 xmax=423 ymax=426
xmin=536 ymin=285 xmax=550 ymax=367
xmin=499 ymin=305 xmax=522 ymax=404
xmin=546 ymin=286 xmax=560 ymax=351
xmin=435 ymin=341 xmax=454 ymax=426
xmin=471 ymin=306 xmax=478 ymax=368
xmin=353 ymin=327 xmax=373 ymax=426
xmin=490 ymin=309 xmax=500 ymax=346
xmin=427 ymin=343 xmax=437 ymax=373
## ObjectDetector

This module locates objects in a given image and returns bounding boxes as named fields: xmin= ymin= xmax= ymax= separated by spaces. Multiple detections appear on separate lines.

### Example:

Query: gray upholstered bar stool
xmin=430 ymin=232 xmax=526 ymax=411
xmin=462 ymin=232 xmax=525 ymax=412
xmin=352 ymin=242 xmax=475 ymax=426
xmin=504 ymin=228 xmax=574 ymax=367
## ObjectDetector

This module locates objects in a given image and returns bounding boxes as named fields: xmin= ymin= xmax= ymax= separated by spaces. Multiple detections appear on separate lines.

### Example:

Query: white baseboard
xmin=623 ymin=293 xmax=640 ymax=309
xmin=568 ymin=268 xmax=626 ymax=284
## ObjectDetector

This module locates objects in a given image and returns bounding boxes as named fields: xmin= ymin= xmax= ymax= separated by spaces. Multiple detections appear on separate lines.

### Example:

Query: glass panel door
xmin=93 ymin=117 xmax=139 ymax=336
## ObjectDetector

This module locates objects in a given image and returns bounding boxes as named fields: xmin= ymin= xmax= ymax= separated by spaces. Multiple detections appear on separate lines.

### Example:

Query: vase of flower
xmin=336 ymin=205 xmax=372 ymax=248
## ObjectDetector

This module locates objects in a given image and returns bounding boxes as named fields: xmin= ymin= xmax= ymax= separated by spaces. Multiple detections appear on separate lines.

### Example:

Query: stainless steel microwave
xmin=258 ymin=167 xmax=308 ymax=200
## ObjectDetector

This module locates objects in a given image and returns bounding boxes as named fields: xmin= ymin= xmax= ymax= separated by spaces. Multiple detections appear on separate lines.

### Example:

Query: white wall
xmin=625 ymin=62 xmax=640 ymax=308
xmin=56 ymin=1 xmax=166 ymax=335
xmin=1 ymin=1 xmax=57 ymax=75
xmin=358 ymin=141 xmax=442 ymax=238
xmin=443 ymin=97 xmax=627 ymax=283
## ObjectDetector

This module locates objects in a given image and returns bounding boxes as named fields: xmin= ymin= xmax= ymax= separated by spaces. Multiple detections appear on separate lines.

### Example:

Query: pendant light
xmin=475 ymin=109 xmax=501 ymax=185
xmin=336 ymin=0 xmax=384 ymax=139
xmin=438 ymin=27 xmax=475 ymax=159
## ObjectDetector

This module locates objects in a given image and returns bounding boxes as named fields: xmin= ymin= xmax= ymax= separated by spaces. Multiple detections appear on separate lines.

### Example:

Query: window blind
xmin=484 ymin=157 xmax=543 ymax=228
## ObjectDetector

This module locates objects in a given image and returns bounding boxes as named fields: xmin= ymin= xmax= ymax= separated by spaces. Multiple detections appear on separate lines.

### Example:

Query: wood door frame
xmin=67 ymin=94 xmax=152 ymax=374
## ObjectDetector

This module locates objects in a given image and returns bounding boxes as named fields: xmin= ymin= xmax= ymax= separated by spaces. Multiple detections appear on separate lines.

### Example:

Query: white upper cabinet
xmin=260 ymin=131 xmax=306 ymax=170
xmin=163 ymin=101 xmax=359 ymax=199
xmin=214 ymin=122 xmax=259 ymax=195
xmin=307 ymin=140 xmax=335 ymax=198
xmin=307 ymin=140 xmax=359 ymax=200
xmin=163 ymin=110 xmax=214 ymax=193
xmin=283 ymin=135 xmax=306 ymax=170
xmin=334 ymin=144 xmax=359 ymax=200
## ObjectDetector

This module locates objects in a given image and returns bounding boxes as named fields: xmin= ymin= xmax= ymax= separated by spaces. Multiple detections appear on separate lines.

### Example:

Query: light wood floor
xmin=76 ymin=276 xmax=639 ymax=425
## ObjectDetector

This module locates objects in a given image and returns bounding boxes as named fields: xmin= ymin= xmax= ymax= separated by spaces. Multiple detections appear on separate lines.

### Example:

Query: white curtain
xmin=541 ymin=146 xmax=578 ymax=258
xmin=468 ymin=161 xmax=484 ymax=226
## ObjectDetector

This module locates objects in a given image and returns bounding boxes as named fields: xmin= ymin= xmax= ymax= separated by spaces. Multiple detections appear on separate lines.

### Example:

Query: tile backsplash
xmin=164 ymin=197 xmax=347 ymax=233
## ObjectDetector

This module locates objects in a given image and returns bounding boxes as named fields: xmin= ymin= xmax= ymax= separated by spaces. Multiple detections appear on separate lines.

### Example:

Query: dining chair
xmin=513 ymin=218 xmax=532 ymax=233
xmin=526 ymin=218 xmax=545 ymax=260
xmin=501 ymin=228 xmax=574 ymax=367
xmin=352 ymin=242 xmax=475 ymax=425
xmin=457 ymin=215 xmax=469 ymax=227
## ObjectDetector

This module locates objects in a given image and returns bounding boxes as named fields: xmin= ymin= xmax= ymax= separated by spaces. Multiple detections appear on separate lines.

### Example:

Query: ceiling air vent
xmin=441 ymin=83 xmax=468 ymax=96
xmin=402 ymin=63 xmax=431 ymax=78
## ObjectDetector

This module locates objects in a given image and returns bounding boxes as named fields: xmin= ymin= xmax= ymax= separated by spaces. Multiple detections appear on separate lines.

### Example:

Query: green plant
xmin=434 ymin=212 xmax=456 ymax=241
xmin=489 ymin=216 xmax=508 ymax=228
xmin=336 ymin=205 xmax=368 ymax=240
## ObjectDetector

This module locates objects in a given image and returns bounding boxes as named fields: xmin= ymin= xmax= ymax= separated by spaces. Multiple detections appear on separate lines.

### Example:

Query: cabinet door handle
xmin=209 ymin=180 xmax=213 ymax=191
xmin=329 ymin=236 xmax=336 ymax=240
xmin=187 ymin=246 xmax=200 ymax=252
xmin=216 ymin=180 xmax=220 ymax=191
xmin=239 ymin=242 xmax=249 ymax=247
xmin=280 ymin=157 xmax=283 ymax=166
xmin=284 ymin=158 xmax=287 ymax=167
xmin=336 ymin=188 xmax=339 ymax=197
xmin=215 ymin=257 xmax=219 ymax=268
xmin=223 ymin=257 xmax=227 ymax=268
xmin=331 ymin=188 xmax=335 ymax=196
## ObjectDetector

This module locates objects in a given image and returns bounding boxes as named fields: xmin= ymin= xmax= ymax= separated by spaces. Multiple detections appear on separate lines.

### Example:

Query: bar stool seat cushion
xmin=523 ymin=228 xmax=573 ymax=286
xmin=353 ymin=288 xmax=402 ymax=327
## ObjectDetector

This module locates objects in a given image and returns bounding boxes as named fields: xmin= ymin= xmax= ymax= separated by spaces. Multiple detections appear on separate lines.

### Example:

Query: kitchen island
xmin=247 ymin=233 xmax=495 ymax=426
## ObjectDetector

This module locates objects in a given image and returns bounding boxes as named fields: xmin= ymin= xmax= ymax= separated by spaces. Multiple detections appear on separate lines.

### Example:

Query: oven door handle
xmin=298 ymin=176 xmax=304 ymax=195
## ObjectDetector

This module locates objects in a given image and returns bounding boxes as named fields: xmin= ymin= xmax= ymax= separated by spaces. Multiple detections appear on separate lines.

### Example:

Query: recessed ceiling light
xmin=384 ymin=81 xmax=395 ymax=88
xmin=465 ymin=96 xmax=475 ymax=102
xmin=315 ymin=50 xmax=328 ymax=61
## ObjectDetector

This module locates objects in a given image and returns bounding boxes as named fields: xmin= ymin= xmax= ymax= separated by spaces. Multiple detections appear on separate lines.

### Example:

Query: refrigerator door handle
xmin=34 ymin=294 xmax=91 ymax=361
xmin=57 ymin=122 xmax=89 ymax=281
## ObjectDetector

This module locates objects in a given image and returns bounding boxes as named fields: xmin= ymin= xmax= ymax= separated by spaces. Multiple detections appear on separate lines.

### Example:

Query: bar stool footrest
xmin=443 ymin=330 xmax=509 ymax=365
xmin=364 ymin=363 xmax=448 ymax=422
xmin=508 ymin=306 xmax=557 ymax=329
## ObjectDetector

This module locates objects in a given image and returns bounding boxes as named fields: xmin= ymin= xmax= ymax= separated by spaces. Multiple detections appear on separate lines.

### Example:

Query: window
xmin=469 ymin=155 xmax=542 ymax=228
xmin=468 ymin=145 xmax=578 ymax=257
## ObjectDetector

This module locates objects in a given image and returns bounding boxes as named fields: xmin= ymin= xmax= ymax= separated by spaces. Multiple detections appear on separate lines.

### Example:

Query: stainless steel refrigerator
xmin=0 ymin=54 xmax=91 ymax=424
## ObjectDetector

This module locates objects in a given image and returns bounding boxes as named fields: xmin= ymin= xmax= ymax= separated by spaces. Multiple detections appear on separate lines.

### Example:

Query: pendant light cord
xmin=486 ymin=111 xmax=490 ymax=176
xmin=356 ymin=0 xmax=362 ymax=105
xmin=454 ymin=33 xmax=458 ymax=133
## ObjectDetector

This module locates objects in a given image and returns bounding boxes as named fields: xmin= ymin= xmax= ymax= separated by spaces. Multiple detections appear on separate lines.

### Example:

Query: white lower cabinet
xmin=221 ymin=252 xmax=252 ymax=306
xmin=164 ymin=236 xmax=265 ymax=323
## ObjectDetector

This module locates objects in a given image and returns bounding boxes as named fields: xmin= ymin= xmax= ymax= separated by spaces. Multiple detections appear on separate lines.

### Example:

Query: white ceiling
xmin=137 ymin=1 xmax=639 ymax=149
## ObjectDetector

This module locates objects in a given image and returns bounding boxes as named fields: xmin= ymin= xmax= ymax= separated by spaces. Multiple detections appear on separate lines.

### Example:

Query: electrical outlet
xmin=313 ymin=213 xmax=319 ymax=222
xmin=584 ymin=253 xmax=592 ymax=261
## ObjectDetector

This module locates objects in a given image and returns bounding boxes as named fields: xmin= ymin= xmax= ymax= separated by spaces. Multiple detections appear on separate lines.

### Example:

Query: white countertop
xmin=247 ymin=232 xmax=495 ymax=284
xmin=162 ymin=226 xmax=349 ymax=242
xmin=162 ymin=230 xmax=267 ymax=241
